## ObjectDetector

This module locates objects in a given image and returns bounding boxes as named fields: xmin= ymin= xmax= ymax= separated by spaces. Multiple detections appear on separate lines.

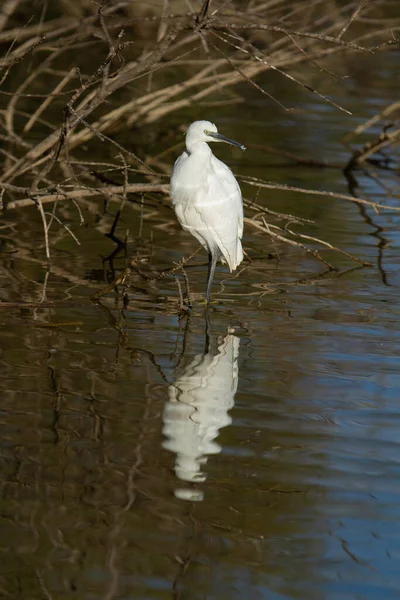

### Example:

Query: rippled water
xmin=1 ymin=52 xmax=399 ymax=599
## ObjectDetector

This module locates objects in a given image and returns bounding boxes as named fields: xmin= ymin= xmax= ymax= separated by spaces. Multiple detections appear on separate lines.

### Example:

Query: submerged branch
xmin=241 ymin=177 xmax=400 ymax=213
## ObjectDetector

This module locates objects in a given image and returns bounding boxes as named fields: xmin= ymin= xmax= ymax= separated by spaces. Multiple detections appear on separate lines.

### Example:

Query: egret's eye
xmin=204 ymin=129 xmax=210 ymax=135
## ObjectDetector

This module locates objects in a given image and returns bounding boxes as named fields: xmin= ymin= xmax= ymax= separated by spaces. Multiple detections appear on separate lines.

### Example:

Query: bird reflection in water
xmin=162 ymin=327 xmax=240 ymax=502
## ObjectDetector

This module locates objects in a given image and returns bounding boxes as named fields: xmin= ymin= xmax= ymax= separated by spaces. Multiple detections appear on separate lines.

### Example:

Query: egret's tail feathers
xmin=234 ymin=239 xmax=243 ymax=270
xmin=220 ymin=239 xmax=243 ymax=272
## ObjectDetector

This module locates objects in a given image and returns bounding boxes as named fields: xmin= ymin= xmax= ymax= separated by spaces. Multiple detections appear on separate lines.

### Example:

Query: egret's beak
xmin=207 ymin=131 xmax=246 ymax=151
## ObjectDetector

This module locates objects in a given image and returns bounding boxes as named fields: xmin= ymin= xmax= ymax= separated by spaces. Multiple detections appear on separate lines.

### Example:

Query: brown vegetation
xmin=0 ymin=0 xmax=399 ymax=289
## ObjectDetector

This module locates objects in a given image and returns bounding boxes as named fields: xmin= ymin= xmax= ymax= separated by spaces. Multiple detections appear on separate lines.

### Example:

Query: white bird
xmin=170 ymin=120 xmax=246 ymax=303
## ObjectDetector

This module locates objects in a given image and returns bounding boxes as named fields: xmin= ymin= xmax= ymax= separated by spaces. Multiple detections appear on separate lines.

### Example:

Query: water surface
xmin=0 ymin=50 xmax=399 ymax=600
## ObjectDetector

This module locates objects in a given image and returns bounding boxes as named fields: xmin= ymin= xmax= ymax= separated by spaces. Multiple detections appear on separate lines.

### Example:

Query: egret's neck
xmin=185 ymin=140 xmax=212 ymax=157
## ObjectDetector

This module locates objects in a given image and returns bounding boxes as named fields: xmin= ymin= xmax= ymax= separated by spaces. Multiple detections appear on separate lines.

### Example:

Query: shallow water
xmin=0 ymin=50 xmax=399 ymax=599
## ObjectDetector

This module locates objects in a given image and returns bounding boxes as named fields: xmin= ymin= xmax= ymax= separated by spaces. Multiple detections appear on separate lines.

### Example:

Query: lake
xmin=0 ymin=35 xmax=399 ymax=600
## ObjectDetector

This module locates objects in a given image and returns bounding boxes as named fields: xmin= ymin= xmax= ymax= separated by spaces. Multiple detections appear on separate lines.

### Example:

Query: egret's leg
xmin=205 ymin=248 xmax=220 ymax=304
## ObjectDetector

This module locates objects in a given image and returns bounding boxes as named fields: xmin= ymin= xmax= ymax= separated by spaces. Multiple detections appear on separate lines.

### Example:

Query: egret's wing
xmin=171 ymin=150 xmax=210 ymax=250
xmin=212 ymin=157 xmax=244 ymax=238
xmin=187 ymin=157 xmax=243 ymax=269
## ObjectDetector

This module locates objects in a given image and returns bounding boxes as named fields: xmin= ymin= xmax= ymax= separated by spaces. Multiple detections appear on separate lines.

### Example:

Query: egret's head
xmin=185 ymin=120 xmax=246 ymax=152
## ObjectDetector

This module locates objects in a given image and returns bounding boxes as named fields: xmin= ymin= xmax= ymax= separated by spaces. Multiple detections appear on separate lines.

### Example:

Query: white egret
xmin=170 ymin=120 xmax=246 ymax=304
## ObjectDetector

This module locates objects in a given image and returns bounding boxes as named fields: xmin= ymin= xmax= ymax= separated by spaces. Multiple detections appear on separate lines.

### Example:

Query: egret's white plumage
xmin=170 ymin=120 xmax=245 ymax=303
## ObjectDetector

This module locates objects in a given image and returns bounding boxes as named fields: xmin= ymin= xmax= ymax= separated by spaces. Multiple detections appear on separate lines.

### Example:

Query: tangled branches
xmin=0 ymin=0 xmax=399 ymax=275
